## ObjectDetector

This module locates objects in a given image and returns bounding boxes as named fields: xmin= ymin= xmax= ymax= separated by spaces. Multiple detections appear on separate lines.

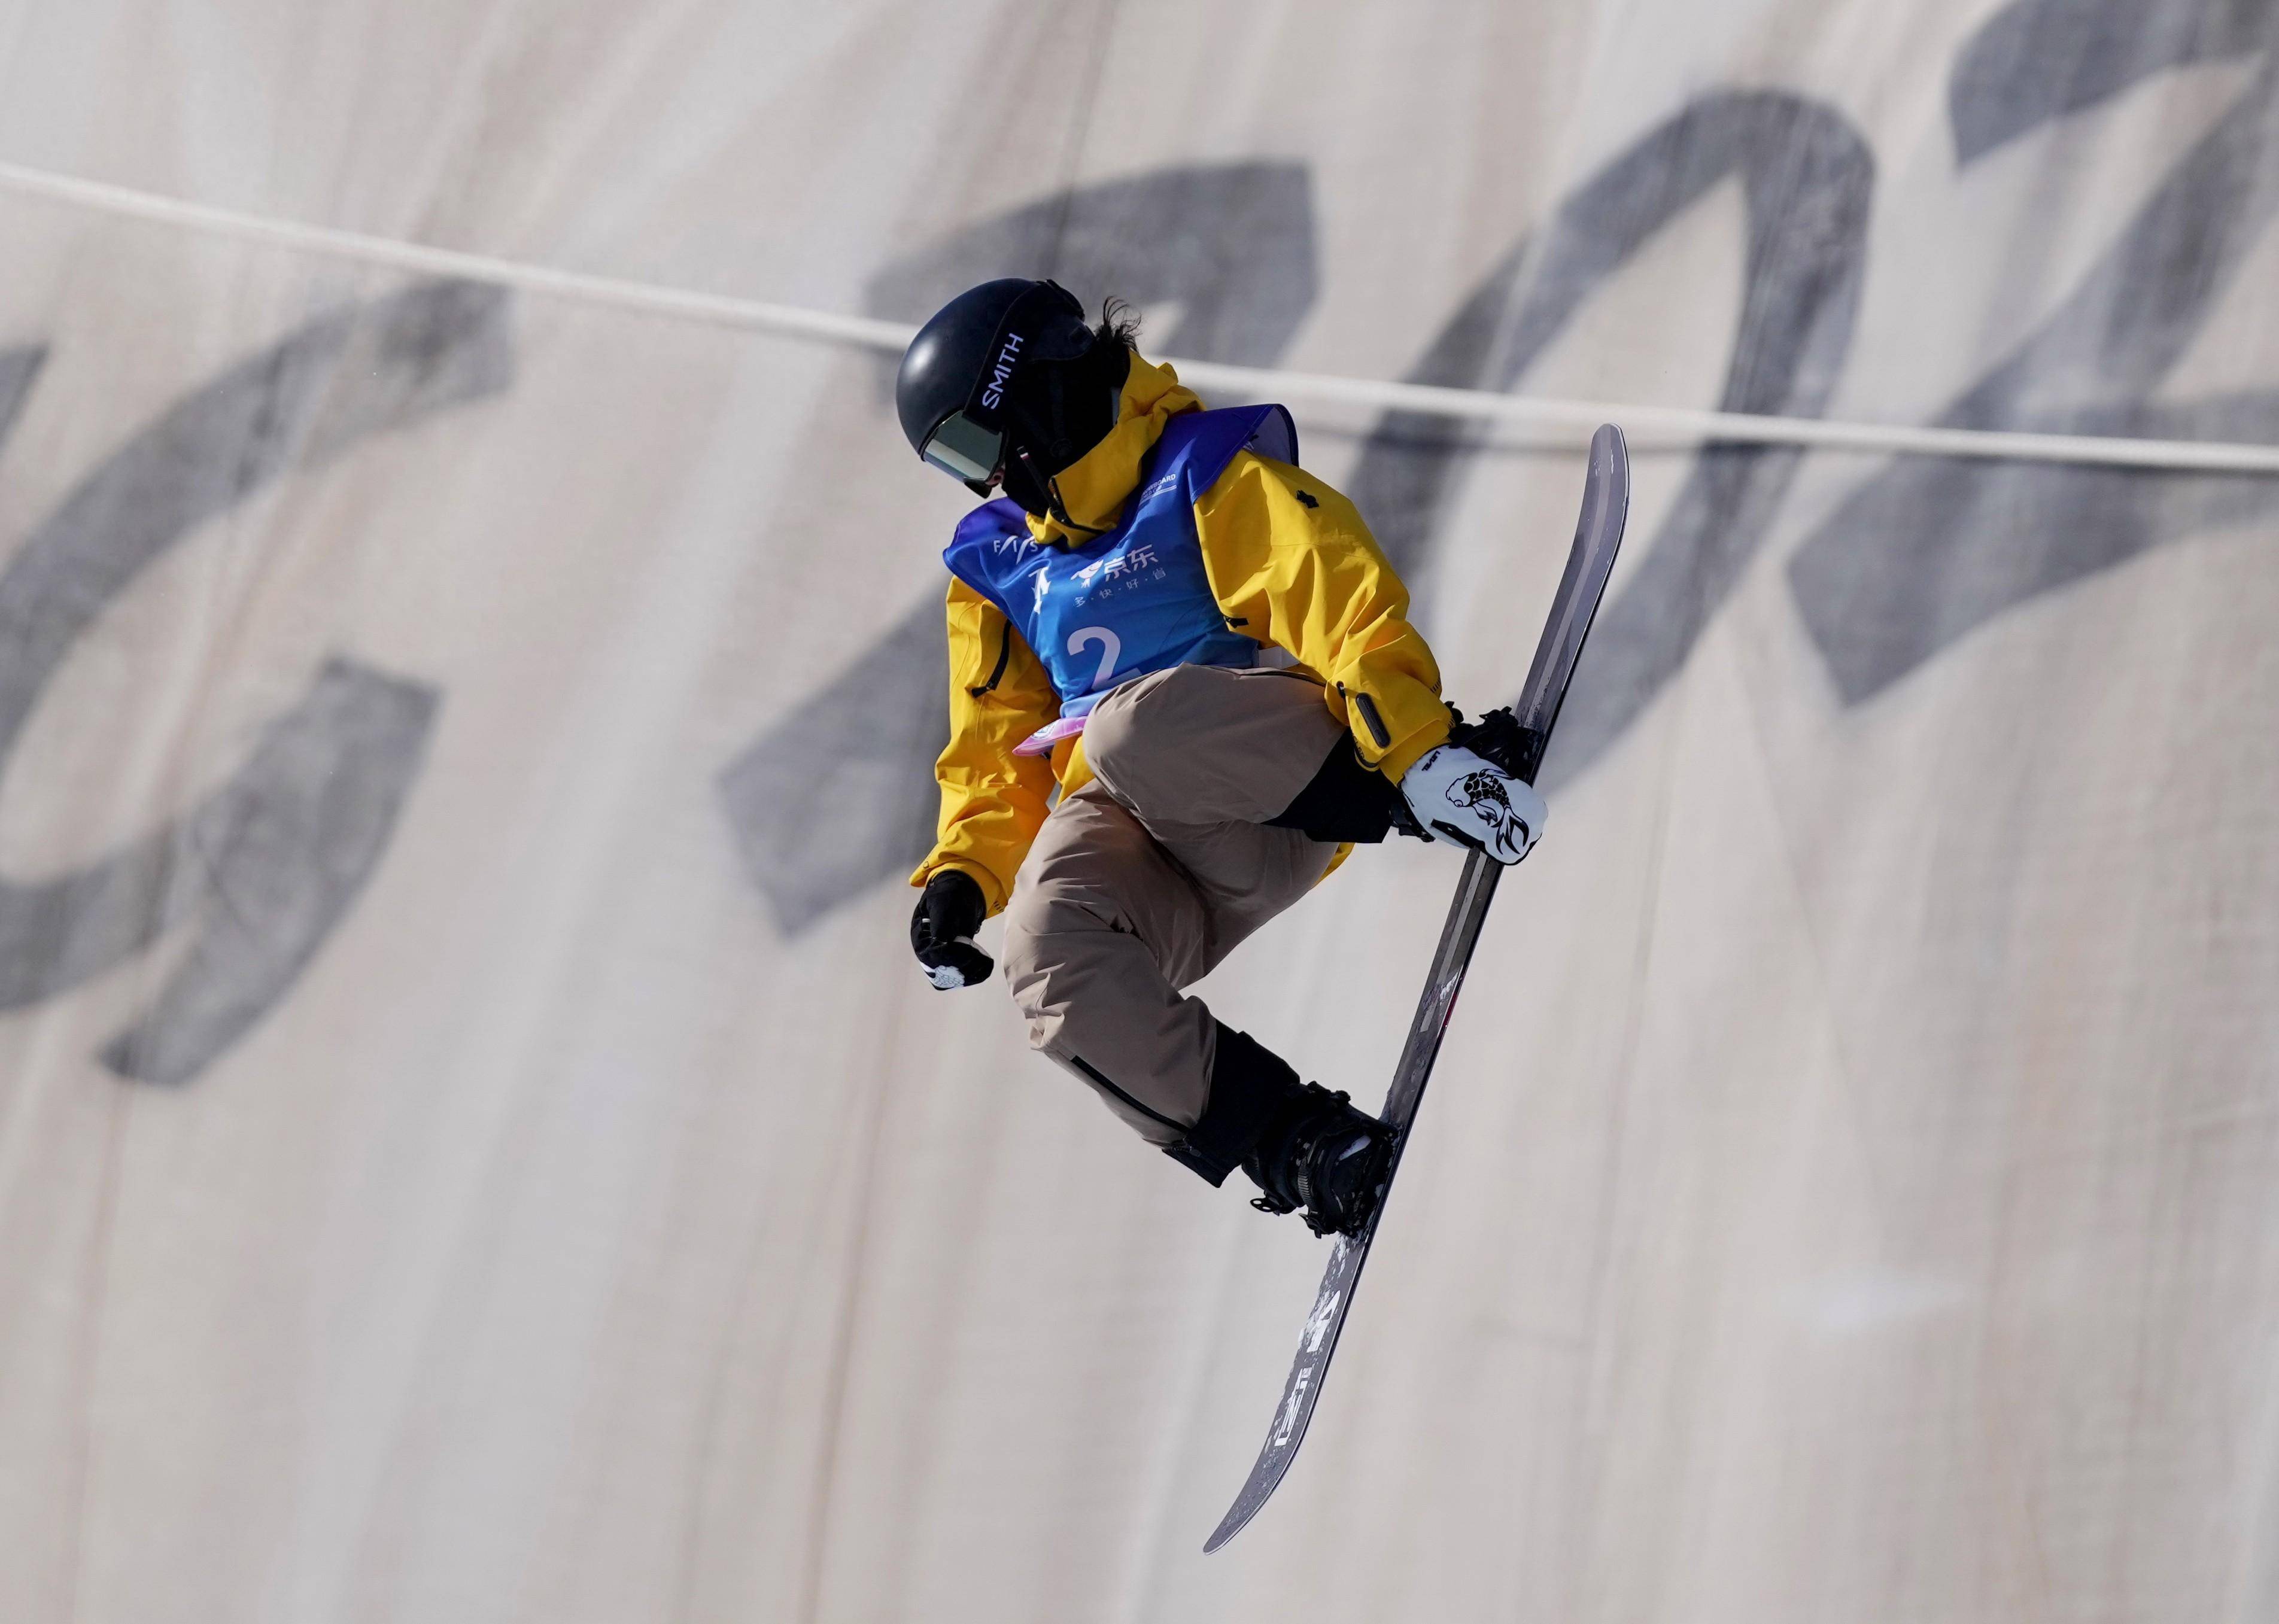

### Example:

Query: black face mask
xmin=998 ymin=341 xmax=1131 ymax=519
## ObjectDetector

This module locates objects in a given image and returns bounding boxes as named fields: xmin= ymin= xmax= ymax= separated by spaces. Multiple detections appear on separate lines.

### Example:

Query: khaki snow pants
xmin=1000 ymin=664 xmax=1344 ymax=1145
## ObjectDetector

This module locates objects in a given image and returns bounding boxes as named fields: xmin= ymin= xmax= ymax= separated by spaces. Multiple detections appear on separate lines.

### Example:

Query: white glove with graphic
xmin=1399 ymin=740 xmax=1546 ymax=865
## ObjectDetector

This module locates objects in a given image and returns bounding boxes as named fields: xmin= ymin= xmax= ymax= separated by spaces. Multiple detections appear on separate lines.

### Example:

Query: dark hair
xmin=1094 ymin=295 xmax=1142 ymax=349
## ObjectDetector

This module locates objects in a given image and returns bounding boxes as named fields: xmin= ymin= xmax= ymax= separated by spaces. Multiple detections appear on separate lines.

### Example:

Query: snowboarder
xmin=897 ymin=278 xmax=1546 ymax=1237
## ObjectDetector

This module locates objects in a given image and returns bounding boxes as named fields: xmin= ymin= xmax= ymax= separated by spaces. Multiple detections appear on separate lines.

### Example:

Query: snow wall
xmin=4 ymin=2 xmax=2278 ymax=1620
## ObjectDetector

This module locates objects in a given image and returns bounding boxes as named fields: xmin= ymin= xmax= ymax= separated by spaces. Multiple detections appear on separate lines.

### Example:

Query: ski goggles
xmin=919 ymin=408 xmax=1008 ymax=489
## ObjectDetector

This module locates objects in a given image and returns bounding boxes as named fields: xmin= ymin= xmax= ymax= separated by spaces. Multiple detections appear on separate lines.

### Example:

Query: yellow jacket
xmin=910 ymin=352 xmax=1450 ymax=913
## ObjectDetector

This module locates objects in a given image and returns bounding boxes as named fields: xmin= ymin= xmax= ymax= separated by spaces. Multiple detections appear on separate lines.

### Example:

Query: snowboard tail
xmin=1202 ymin=423 xmax=1631 ymax=1554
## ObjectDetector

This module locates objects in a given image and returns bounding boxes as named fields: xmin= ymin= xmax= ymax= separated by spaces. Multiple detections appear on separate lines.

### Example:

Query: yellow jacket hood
xmin=1025 ymin=349 xmax=1202 ymax=547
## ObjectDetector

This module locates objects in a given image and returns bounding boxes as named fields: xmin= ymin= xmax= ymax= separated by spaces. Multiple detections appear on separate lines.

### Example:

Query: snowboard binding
xmin=1242 ymin=1083 xmax=1397 ymax=1238
xmin=1445 ymin=703 xmax=1549 ymax=784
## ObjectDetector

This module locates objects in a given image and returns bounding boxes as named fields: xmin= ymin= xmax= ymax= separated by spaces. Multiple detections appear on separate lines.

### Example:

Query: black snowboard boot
xmin=1241 ymin=1083 xmax=1396 ymax=1239
xmin=1162 ymin=1025 xmax=1394 ymax=1237
xmin=1163 ymin=1025 xmax=1307 ymax=1188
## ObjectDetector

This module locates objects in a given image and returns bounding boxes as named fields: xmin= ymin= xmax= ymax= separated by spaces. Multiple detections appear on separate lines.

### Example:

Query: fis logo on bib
xmin=980 ymin=332 xmax=1025 ymax=410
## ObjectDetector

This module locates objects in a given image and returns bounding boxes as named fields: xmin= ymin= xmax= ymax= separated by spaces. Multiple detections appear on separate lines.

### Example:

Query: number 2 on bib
xmin=1068 ymin=627 xmax=1122 ymax=691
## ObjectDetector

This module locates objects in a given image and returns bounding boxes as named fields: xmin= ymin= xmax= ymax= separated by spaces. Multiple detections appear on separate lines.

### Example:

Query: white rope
xmin=4 ymin=157 xmax=2277 ymax=476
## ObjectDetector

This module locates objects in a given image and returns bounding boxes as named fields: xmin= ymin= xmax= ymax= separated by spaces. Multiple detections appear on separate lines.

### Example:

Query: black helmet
xmin=895 ymin=279 xmax=1119 ymax=509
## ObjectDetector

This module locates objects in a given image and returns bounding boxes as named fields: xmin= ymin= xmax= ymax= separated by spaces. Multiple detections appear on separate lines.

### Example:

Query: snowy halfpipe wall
xmin=1 ymin=1 xmax=2278 ymax=1620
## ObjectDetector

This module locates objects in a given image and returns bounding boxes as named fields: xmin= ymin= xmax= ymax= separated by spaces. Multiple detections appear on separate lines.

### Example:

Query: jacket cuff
xmin=910 ymin=856 xmax=1010 ymax=916
xmin=1374 ymin=714 xmax=1451 ymax=783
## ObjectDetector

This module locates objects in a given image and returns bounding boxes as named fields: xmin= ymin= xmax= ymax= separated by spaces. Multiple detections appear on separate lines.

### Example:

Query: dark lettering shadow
xmin=1347 ymin=92 xmax=1875 ymax=791
xmin=0 ymin=349 xmax=42 ymax=443
xmin=1789 ymin=0 xmax=2279 ymax=704
xmin=0 ymin=281 xmax=511 ymax=1083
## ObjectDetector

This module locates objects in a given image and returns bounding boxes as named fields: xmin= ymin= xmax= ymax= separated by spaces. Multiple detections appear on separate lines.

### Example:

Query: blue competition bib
xmin=943 ymin=405 xmax=1297 ymax=725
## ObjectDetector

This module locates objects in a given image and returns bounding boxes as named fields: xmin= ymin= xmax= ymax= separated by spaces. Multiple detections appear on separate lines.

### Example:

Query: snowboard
xmin=1203 ymin=422 xmax=1631 ymax=1554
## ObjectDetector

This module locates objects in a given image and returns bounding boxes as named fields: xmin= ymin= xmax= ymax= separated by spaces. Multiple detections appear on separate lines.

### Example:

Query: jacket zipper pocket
xmin=968 ymin=620 xmax=1014 ymax=697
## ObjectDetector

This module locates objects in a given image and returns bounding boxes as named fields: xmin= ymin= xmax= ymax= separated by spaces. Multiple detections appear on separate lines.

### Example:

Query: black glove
xmin=911 ymin=869 xmax=993 ymax=990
